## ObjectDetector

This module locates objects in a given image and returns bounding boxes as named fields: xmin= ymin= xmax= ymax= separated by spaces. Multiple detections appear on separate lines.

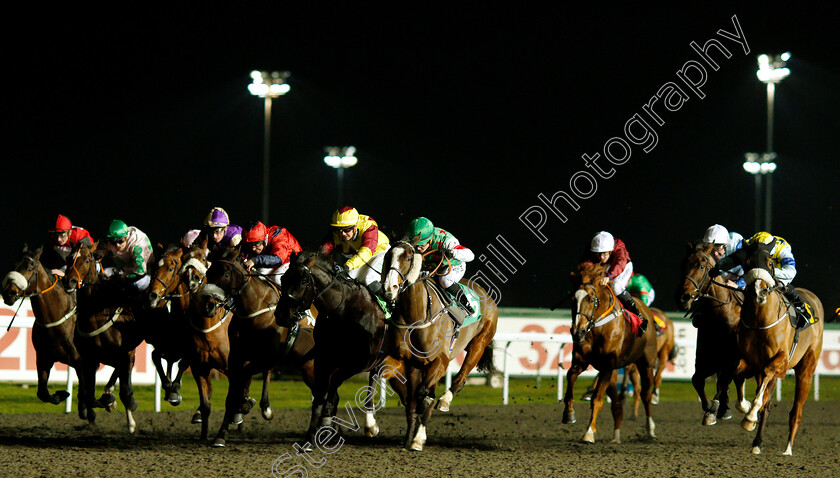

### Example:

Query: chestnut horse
xmin=737 ymin=241 xmax=823 ymax=455
xmin=379 ymin=240 xmax=498 ymax=451
xmin=276 ymin=250 xmax=386 ymax=447
xmin=1 ymin=245 xmax=92 ymax=420
xmin=677 ymin=243 xmax=749 ymax=426
xmin=621 ymin=308 xmax=677 ymax=417
xmin=563 ymin=262 xmax=657 ymax=444
xmin=205 ymin=248 xmax=316 ymax=447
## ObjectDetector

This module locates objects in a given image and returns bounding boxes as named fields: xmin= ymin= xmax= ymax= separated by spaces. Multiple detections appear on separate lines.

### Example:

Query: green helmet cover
xmin=407 ymin=217 xmax=434 ymax=245
xmin=107 ymin=219 xmax=129 ymax=239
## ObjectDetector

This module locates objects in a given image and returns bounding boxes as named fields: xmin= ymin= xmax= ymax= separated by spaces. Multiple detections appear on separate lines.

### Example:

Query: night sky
xmin=5 ymin=6 xmax=839 ymax=313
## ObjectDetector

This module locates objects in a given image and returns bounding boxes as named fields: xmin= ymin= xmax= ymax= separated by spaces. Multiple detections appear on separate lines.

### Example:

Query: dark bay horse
xmin=204 ymin=247 xmax=316 ymax=447
xmin=677 ymin=243 xmax=749 ymax=425
xmin=64 ymin=241 xmax=154 ymax=433
xmin=563 ymin=262 xmax=657 ymax=444
xmin=737 ymin=241 xmax=823 ymax=455
xmin=380 ymin=240 xmax=498 ymax=451
xmin=277 ymin=250 xmax=385 ymax=447
xmin=1 ymin=245 xmax=91 ymax=419
xmin=621 ymin=308 xmax=677 ymax=417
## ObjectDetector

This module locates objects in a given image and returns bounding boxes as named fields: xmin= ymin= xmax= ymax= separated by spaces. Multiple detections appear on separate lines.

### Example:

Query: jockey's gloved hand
xmin=93 ymin=249 xmax=106 ymax=261
xmin=333 ymin=263 xmax=347 ymax=276
xmin=443 ymin=248 xmax=455 ymax=259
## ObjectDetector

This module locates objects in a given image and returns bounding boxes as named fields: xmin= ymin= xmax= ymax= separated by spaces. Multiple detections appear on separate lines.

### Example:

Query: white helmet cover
xmin=590 ymin=231 xmax=615 ymax=253
xmin=703 ymin=224 xmax=729 ymax=245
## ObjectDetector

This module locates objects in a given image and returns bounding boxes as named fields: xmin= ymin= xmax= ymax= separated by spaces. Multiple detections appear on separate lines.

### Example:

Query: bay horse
xmin=276 ymin=250 xmax=386 ymax=448
xmin=205 ymin=247 xmax=316 ymax=447
xmin=64 ymin=241 xmax=154 ymax=433
xmin=379 ymin=240 xmax=498 ymax=451
xmin=737 ymin=240 xmax=823 ymax=455
xmin=563 ymin=262 xmax=657 ymax=444
xmin=621 ymin=307 xmax=677 ymax=417
xmin=1 ymin=245 xmax=92 ymax=420
xmin=677 ymin=242 xmax=749 ymax=425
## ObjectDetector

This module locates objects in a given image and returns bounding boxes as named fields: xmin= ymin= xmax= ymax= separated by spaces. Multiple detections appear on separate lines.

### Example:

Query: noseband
xmin=388 ymin=241 xmax=418 ymax=295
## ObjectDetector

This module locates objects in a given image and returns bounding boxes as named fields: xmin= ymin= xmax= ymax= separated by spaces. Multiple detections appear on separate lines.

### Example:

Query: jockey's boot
xmin=446 ymin=283 xmax=474 ymax=317
xmin=367 ymin=280 xmax=384 ymax=298
xmin=617 ymin=290 xmax=646 ymax=336
xmin=783 ymin=285 xmax=816 ymax=326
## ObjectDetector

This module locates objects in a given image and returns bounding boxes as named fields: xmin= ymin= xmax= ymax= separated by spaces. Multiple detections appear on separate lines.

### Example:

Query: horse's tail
xmin=476 ymin=340 xmax=496 ymax=375
xmin=668 ymin=344 xmax=679 ymax=363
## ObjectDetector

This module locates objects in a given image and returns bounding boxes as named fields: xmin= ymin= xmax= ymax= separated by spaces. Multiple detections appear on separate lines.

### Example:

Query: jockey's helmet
xmin=50 ymin=214 xmax=72 ymax=233
xmin=703 ymin=224 xmax=729 ymax=245
xmin=330 ymin=206 xmax=360 ymax=228
xmin=204 ymin=207 xmax=231 ymax=228
xmin=107 ymin=219 xmax=129 ymax=239
xmin=244 ymin=221 xmax=268 ymax=244
xmin=407 ymin=217 xmax=434 ymax=245
xmin=590 ymin=231 xmax=615 ymax=253
xmin=748 ymin=231 xmax=775 ymax=245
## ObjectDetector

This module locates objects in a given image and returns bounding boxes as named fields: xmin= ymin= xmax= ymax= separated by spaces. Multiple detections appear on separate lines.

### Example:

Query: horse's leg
xmin=403 ymin=366 xmax=421 ymax=450
xmin=733 ymin=359 xmax=751 ymax=414
xmin=562 ymin=358 xmax=587 ymax=424
xmin=260 ymin=369 xmax=274 ymax=420
xmin=35 ymin=355 xmax=67 ymax=405
xmin=212 ymin=365 xmax=253 ymax=447
xmin=749 ymin=379 xmax=776 ymax=455
xmin=743 ymin=351 xmax=786 ymax=430
xmin=151 ymin=349 xmax=173 ymax=396
xmin=117 ymin=353 xmax=138 ymax=434
xmin=582 ymin=369 xmax=612 ymax=443
xmin=654 ymin=348 xmax=669 ymax=405
xmin=410 ymin=361 xmax=446 ymax=451
xmin=605 ymin=370 xmax=623 ymax=444
xmin=166 ymin=357 xmax=187 ymax=406
xmin=192 ymin=365 xmax=212 ymax=440
xmin=437 ymin=324 xmax=493 ymax=411
xmin=636 ymin=360 xmax=656 ymax=438
xmin=631 ymin=366 xmax=642 ymax=418
xmin=97 ymin=367 xmax=119 ymax=413
xmin=783 ymin=350 xmax=818 ymax=456
xmin=80 ymin=360 xmax=98 ymax=424
xmin=694 ymin=366 xmax=718 ymax=426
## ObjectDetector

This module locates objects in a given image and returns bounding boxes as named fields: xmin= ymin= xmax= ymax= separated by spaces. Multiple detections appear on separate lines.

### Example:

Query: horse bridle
xmin=67 ymin=247 xmax=98 ymax=290
xmin=573 ymin=282 xmax=614 ymax=339
xmin=388 ymin=241 xmax=418 ymax=296
xmin=152 ymin=255 xmax=188 ymax=300
xmin=3 ymin=255 xmax=40 ymax=301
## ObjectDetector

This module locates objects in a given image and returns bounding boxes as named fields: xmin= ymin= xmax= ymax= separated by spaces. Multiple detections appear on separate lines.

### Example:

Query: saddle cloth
xmin=623 ymin=310 xmax=645 ymax=336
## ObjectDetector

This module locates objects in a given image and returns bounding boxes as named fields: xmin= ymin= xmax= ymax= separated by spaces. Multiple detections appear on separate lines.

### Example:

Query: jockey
xmin=100 ymin=219 xmax=155 ymax=293
xmin=319 ymin=206 xmax=390 ymax=294
xmin=712 ymin=231 xmax=815 ymax=325
xmin=626 ymin=272 xmax=655 ymax=307
xmin=241 ymin=221 xmax=302 ymax=286
xmin=702 ymin=224 xmax=745 ymax=288
xmin=580 ymin=231 xmax=646 ymax=333
xmin=41 ymin=214 xmax=94 ymax=276
xmin=406 ymin=217 xmax=475 ymax=317
xmin=201 ymin=207 xmax=242 ymax=260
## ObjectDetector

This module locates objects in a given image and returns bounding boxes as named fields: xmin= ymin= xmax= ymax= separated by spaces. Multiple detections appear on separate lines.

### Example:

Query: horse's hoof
xmin=651 ymin=392 xmax=659 ymax=405
xmin=212 ymin=438 xmax=226 ymax=448
xmin=106 ymin=401 xmax=117 ymax=413
xmin=191 ymin=412 xmax=202 ymax=424
xmin=737 ymin=400 xmax=751 ymax=414
xmin=782 ymin=444 xmax=792 ymax=456
xmin=610 ymin=430 xmax=621 ymax=444
xmin=435 ymin=390 xmax=453 ymax=412
xmin=261 ymin=407 xmax=274 ymax=421
xmin=562 ymin=411 xmax=576 ymax=424
xmin=54 ymin=390 xmax=71 ymax=404
xmin=702 ymin=412 xmax=717 ymax=426
xmin=409 ymin=442 xmax=423 ymax=452
xmin=718 ymin=408 xmax=733 ymax=420
xmin=232 ymin=413 xmax=244 ymax=425
xmin=751 ymin=446 xmax=761 ymax=455
xmin=365 ymin=425 xmax=380 ymax=438
xmin=98 ymin=393 xmax=117 ymax=409
xmin=582 ymin=432 xmax=595 ymax=444
xmin=741 ymin=418 xmax=756 ymax=432
xmin=166 ymin=392 xmax=182 ymax=406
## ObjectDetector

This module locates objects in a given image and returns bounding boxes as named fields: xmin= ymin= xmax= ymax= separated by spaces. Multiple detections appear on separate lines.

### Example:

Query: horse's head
xmin=570 ymin=262 xmax=611 ymax=344
xmin=276 ymin=251 xmax=321 ymax=328
xmin=742 ymin=240 xmax=777 ymax=306
xmin=677 ymin=242 xmax=717 ymax=311
xmin=181 ymin=243 xmax=209 ymax=293
xmin=205 ymin=246 xmax=247 ymax=297
xmin=64 ymin=241 xmax=99 ymax=293
xmin=147 ymin=245 xmax=184 ymax=308
xmin=2 ymin=245 xmax=43 ymax=305
xmin=382 ymin=240 xmax=423 ymax=301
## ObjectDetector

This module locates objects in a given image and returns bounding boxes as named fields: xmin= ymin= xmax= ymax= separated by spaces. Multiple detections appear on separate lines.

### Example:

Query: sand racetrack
xmin=0 ymin=400 xmax=838 ymax=477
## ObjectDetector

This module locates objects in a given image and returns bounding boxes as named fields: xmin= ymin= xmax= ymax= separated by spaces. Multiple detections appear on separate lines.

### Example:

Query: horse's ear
xmin=21 ymin=243 xmax=29 ymax=254
xmin=91 ymin=240 xmax=99 ymax=251
xmin=32 ymin=245 xmax=43 ymax=259
xmin=154 ymin=242 xmax=165 ymax=259
xmin=408 ymin=234 xmax=422 ymax=247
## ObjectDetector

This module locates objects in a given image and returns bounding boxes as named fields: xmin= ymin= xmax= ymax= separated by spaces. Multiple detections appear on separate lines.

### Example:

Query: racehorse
xmin=379 ymin=240 xmax=498 ymax=451
xmin=621 ymin=307 xmax=677 ymax=417
xmin=677 ymin=242 xmax=749 ymax=425
xmin=276 ymin=250 xmax=386 ymax=448
xmin=64 ymin=241 xmax=155 ymax=433
xmin=1 ymin=245 xmax=93 ymax=420
xmin=737 ymin=240 xmax=824 ymax=455
xmin=204 ymin=247 xmax=316 ymax=447
xmin=563 ymin=262 xmax=657 ymax=444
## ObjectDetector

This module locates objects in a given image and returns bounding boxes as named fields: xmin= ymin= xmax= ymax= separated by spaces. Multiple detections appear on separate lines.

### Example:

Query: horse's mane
xmin=294 ymin=249 xmax=334 ymax=272
xmin=576 ymin=261 xmax=607 ymax=284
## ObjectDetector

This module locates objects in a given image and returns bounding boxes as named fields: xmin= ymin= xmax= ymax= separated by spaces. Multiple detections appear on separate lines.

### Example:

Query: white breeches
xmin=348 ymin=249 xmax=389 ymax=286
xmin=438 ymin=263 xmax=467 ymax=289
xmin=611 ymin=261 xmax=633 ymax=295
xmin=255 ymin=262 xmax=290 ymax=287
